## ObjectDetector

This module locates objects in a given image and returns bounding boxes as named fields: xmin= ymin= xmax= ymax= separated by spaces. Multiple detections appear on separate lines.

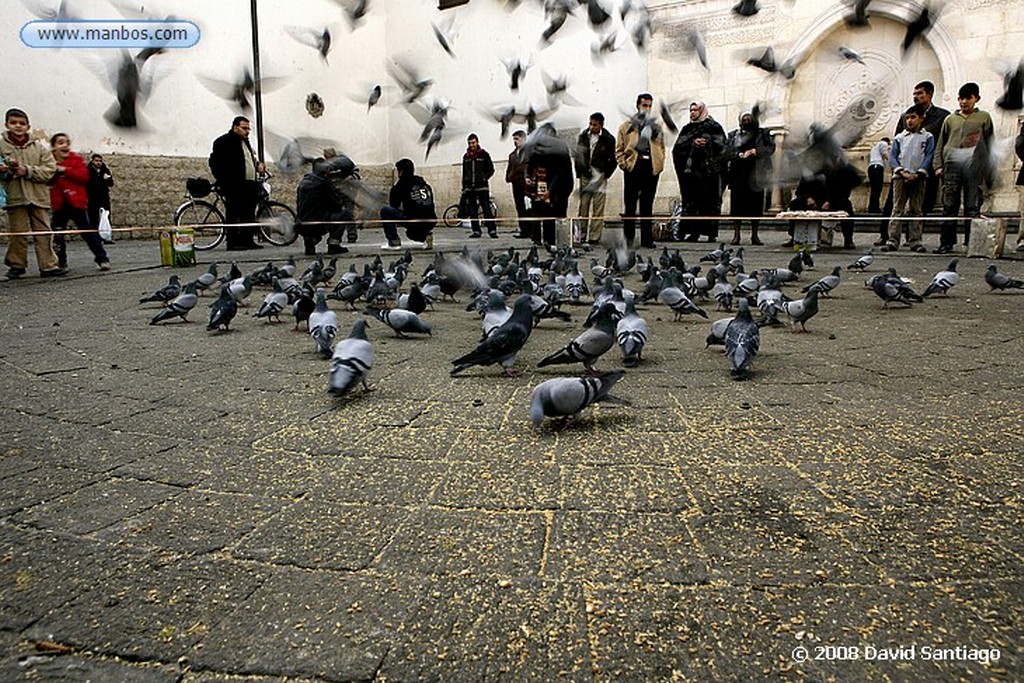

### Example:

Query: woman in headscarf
xmin=672 ymin=101 xmax=727 ymax=241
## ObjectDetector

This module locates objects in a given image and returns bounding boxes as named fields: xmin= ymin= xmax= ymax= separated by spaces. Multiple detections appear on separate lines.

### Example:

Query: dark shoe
xmin=3 ymin=267 xmax=25 ymax=281
xmin=58 ymin=260 xmax=68 ymax=269
xmin=781 ymin=239 xmax=794 ymax=248
xmin=40 ymin=267 xmax=69 ymax=277
xmin=326 ymin=245 xmax=349 ymax=255
xmin=304 ymin=245 xmax=317 ymax=256
xmin=843 ymin=242 xmax=856 ymax=250
xmin=469 ymin=232 xmax=482 ymax=238
xmin=872 ymin=238 xmax=888 ymax=247
xmin=910 ymin=243 xmax=926 ymax=253
xmin=879 ymin=243 xmax=897 ymax=252
xmin=933 ymin=245 xmax=953 ymax=254
xmin=730 ymin=238 xmax=741 ymax=246
xmin=488 ymin=231 xmax=498 ymax=238
xmin=750 ymin=237 xmax=763 ymax=246
xmin=97 ymin=261 xmax=111 ymax=271
xmin=347 ymin=236 xmax=358 ymax=243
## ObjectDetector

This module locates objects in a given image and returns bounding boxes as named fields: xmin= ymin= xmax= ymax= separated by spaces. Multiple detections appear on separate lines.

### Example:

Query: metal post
xmin=249 ymin=0 xmax=265 ymax=160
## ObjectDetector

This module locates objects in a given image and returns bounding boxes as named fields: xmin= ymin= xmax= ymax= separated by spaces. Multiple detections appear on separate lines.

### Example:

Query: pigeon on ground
xmin=803 ymin=266 xmax=842 ymax=296
xmin=451 ymin=294 xmax=535 ymax=377
xmin=984 ymin=264 xmax=1024 ymax=291
xmin=328 ymin=318 xmax=374 ymax=397
xmin=364 ymin=306 xmax=432 ymax=338
xmin=870 ymin=268 xmax=924 ymax=306
xmin=309 ymin=288 xmax=338 ymax=357
xmin=292 ymin=290 xmax=316 ymax=331
xmin=537 ymin=302 xmax=620 ymax=372
xmin=705 ymin=316 xmax=734 ymax=348
xmin=227 ymin=276 xmax=253 ymax=305
xmin=149 ymin=281 xmax=198 ymax=325
xmin=254 ymin=279 xmax=289 ymax=323
xmin=529 ymin=370 xmax=628 ymax=426
xmin=724 ymin=299 xmax=760 ymax=380
xmin=139 ymin=274 xmax=181 ymax=304
xmin=922 ymin=258 xmax=959 ymax=297
xmin=207 ymin=284 xmax=239 ymax=332
xmin=481 ymin=289 xmax=513 ymax=340
xmin=616 ymin=292 xmax=648 ymax=367
xmin=194 ymin=262 xmax=218 ymax=294
xmin=782 ymin=288 xmax=819 ymax=332
xmin=659 ymin=283 xmax=709 ymax=320
xmin=847 ymin=249 xmax=874 ymax=271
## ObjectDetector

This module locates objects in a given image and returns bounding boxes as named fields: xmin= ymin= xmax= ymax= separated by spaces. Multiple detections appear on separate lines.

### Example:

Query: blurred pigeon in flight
xmin=285 ymin=25 xmax=332 ymax=63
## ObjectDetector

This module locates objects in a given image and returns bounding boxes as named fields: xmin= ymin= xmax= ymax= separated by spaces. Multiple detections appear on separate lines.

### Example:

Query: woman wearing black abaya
xmin=672 ymin=102 xmax=726 ymax=242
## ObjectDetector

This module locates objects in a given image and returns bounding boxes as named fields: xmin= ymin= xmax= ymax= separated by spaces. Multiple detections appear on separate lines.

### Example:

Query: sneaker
xmin=40 ymin=267 xmax=69 ymax=277
xmin=380 ymin=243 xmax=402 ymax=251
xmin=97 ymin=261 xmax=111 ymax=271
xmin=910 ymin=243 xmax=926 ymax=253
xmin=407 ymin=240 xmax=427 ymax=250
xmin=4 ymin=267 xmax=25 ymax=280
xmin=932 ymin=245 xmax=953 ymax=254
xmin=879 ymin=244 xmax=897 ymax=252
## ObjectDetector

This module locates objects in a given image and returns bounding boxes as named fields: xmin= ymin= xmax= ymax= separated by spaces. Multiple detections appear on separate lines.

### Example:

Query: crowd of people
xmin=4 ymin=82 xmax=1023 ymax=278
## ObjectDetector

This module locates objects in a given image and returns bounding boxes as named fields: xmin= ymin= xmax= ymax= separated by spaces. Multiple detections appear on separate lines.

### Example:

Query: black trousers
xmin=622 ymin=158 xmax=659 ymax=247
xmin=222 ymin=181 xmax=260 ymax=248
xmin=868 ymin=164 xmax=884 ymax=213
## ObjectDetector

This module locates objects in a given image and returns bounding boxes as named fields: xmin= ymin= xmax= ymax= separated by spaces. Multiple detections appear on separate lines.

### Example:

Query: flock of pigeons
xmin=138 ymin=242 xmax=1024 ymax=427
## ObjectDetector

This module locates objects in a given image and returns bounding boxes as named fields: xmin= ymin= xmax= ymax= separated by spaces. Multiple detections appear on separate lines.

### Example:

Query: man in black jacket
xmin=461 ymin=133 xmax=497 ymax=238
xmin=1015 ymin=120 xmax=1024 ymax=252
xmin=380 ymin=158 xmax=437 ymax=250
xmin=295 ymin=153 xmax=357 ymax=256
xmin=86 ymin=153 xmax=114 ymax=244
xmin=575 ymin=113 xmax=617 ymax=245
xmin=209 ymin=116 xmax=264 ymax=251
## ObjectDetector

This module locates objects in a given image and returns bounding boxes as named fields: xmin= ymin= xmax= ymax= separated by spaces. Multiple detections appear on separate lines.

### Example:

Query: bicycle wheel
xmin=443 ymin=204 xmax=461 ymax=228
xmin=257 ymin=201 xmax=299 ymax=246
xmin=174 ymin=200 xmax=225 ymax=251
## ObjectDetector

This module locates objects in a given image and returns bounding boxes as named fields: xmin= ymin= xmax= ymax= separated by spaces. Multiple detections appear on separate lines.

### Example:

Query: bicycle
xmin=174 ymin=174 xmax=298 ymax=251
xmin=442 ymin=189 xmax=498 ymax=228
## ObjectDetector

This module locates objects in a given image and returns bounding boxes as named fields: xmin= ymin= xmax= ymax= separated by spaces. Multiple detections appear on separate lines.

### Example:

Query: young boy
xmin=0 ymin=108 xmax=63 ymax=280
xmin=883 ymin=106 xmax=935 ymax=252
xmin=933 ymin=82 xmax=994 ymax=253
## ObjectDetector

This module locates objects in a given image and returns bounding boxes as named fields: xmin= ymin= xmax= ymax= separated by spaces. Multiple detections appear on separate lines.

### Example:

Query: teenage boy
xmin=0 ymin=108 xmax=64 ymax=280
xmin=933 ymin=82 xmax=994 ymax=254
xmin=882 ymin=106 xmax=935 ymax=252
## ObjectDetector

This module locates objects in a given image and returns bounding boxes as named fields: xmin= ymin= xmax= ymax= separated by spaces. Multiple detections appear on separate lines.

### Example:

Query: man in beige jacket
xmin=0 ymin=108 xmax=63 ymax=279
xmin=615 ymin=93 xmax=665 ymax=249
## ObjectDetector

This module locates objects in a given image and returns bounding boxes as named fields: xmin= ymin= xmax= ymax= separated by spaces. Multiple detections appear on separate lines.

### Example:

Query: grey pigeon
xmin=659 ymin=284 xmax=708 ymax=321
xmin=724 ymin=299 xmax=760 ymax=380
xmin=870 ymin=268 xmax=923 ymax=306
xmin=292 ymin=290 xmax=315 ymax=330
xmin=328 ymin=318 xmax=374 ymax=397
xmin=922 ymin=258 xmax=959 ymax=297
xmin=802 ymin=266 xmax=842 ymax=296
xmin=616 ymin=292 xmax=648 ymax=367
xmin=227 ymin=275 xmax=253 ymax=305
xmin=838 ymin=46 xmax=865 ymax=65
xmin=537 ymin=302 xmax=620 ymax=372
xmin=194 ymin=262 xmax=218 ymax=294
xmin=309 ymin=288 xmax=338 ymax=357
xmin=207 ymin=284 xmax=238 ymax=332
xmin=985 ymin=264 xmax=1024 ymax=291
xmin=149 ymin=281 xmax=198 ymax=325
xmin=451 ymin=294 xmax=534 ymax=377
xmin=705 ymin=315 xmax=734 ymax=348
xmin=139 ymin=274 xmax=181 ymax=304
xmin=364 ymin=306 xmax=432 ymax=338
xmin=529 ymin=370 xmax=628 ymax=426
xmin=284 ymin=25 xmax=331 ymax=62
xmin=254 ymin=279 xmax=289 ymax=323
xmin=847 ymin=249 xmax=874 ymax=271
xmin=782 ymin=289 xmax=819 ymax=332
xmin=481 ymin=290 xmax=513 ymax=340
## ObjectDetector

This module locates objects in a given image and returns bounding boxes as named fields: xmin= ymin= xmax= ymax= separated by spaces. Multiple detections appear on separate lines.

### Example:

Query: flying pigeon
xmin=451 ymin=294 xmax=535 ymax=377
xmin=328 ymin=318 xmax=374 ymax=396
xmin=529 ymin=370 xmax=628 ymax=426
xmin=724 ymin=299 xmax=760 ymax=380
xmin=284 ymin=25 xmax=332 ymax=62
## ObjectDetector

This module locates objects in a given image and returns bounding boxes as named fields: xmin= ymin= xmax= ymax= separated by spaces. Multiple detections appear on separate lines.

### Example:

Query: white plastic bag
xmin=98 ymin=207 xmax=113 ymax=241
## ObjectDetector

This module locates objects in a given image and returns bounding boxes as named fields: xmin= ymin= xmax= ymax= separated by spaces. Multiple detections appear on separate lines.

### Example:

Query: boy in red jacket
xmin=50 ymin=133 xmax=110 ymax=270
